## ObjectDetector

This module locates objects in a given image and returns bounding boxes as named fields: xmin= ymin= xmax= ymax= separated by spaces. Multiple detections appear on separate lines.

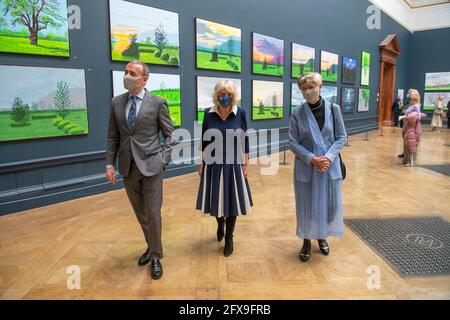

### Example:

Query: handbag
xmin=331 ymin=103 xmax=346 ymax=180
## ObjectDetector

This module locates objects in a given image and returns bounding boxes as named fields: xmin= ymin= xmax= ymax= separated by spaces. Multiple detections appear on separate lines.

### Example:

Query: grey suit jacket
xmin=105 ymin=90 xmax=175 ymax=177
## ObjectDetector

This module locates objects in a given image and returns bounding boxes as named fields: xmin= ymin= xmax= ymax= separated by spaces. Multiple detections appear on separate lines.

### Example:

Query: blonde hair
xmin=212 ymin=79 xmax=238 ymax=107
xmin=409 ymin=89 xmax=421 ymax=104
xmin=298 ymin=72 xmax=322 ymax=89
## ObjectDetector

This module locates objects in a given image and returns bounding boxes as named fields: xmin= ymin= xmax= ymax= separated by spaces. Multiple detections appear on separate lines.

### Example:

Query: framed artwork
xmin=342 ymin=56 xmax=357 ymax=85
xmin=341 ymin=87 xmax=356 ymax=113
xmin=109 ymin=0 xmax=180 ymax=66
xmin=358 ymin=88 xmax=370 ymax=112
xmin=112 ymin=71 xmax=182 ymax=127
xmin=291 ymin=43 xmax=315 ymax=79
xmin=196 ymin=18 xmax=241 ymax=72
xmin=0 ymin=0 xmax=70 ymax=57
xmin=360 ymin=51 xmax=371 ymax=86
xmin=398 ymin=89 xmax=404 ymax=106
xmin=252 ymin=32 xmax=284 ymax=77
xmin=291 ymin=83 xmax=305 ymax=114
xmin=322 ymin=85 xmax=338 ymax=104
xmin=425 ymin=72 xmax=450 ymax=91
xmin=196 ymin=76 xmax=242 ymax=125
xmin=252 ymin=80 xmax=284 ymax=120
xmin=320 ymin=50 xmax=339 ymax=83
xmin=0 ymin=65 xmax=88 ymax=142
xmin=423 ymin=92 xmax=450 ymax=111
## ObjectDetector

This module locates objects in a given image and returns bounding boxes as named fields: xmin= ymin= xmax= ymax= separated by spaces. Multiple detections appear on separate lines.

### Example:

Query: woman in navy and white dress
xmin=196 ymin=79 xmax=253 ymax=257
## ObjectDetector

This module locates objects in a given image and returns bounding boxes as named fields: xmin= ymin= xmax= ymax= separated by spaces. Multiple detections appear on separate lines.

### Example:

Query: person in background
xmin=398 ymin=89 xmax=413 ymax=157
xmin=403 ymin=112 xmax=421 ymax=167
xmin=400 ymin=90 xmax=422 ymax=166
xmin=431 ymin=96 xmax=444 ymax=132
xmin=392 ymin=97 xmax=401 ymax=127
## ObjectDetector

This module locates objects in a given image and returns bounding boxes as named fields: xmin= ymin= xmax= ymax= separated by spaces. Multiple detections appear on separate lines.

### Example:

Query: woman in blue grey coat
xmin=289 ymin=73 xmax=347 ymax=262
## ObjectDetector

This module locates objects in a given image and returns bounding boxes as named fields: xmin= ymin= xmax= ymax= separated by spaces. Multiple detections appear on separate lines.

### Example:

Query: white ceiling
xmin=369 ymin=0 xmax=450 ymax=32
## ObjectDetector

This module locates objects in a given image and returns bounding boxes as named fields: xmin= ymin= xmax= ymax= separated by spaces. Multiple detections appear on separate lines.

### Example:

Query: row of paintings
xmin=423 ymin=72 xmax=450 ymax=111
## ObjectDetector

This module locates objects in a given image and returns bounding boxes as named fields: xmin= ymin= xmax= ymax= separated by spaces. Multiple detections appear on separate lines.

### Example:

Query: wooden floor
xmin=1 ymin=125 xmax=449 ymax=300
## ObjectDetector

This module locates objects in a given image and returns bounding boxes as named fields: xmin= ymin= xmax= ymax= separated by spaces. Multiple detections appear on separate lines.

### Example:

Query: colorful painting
xmin=423 ymin=92 xmax=450 ymax=111
xmin=425 ymin=72 xmax=450 ymax=91
xmin=291 ymin=43 xmax=315 ymax=79
xmin=342 ymin=56 xmax=357 ymax=85
xmin=196 ymin=18 xmax=241 ymax=72
xmin=341 ymin=87 xmax=356 ymax=113
xmin=109 ymin=0 xmax=180 ymax=66
xmin=112 ymin=71 xmax=181 ymax=127
xmin=320 ymin=50 xmax=339 ymax=83
xmin=0 ymin=65 xmax=88 ymax=142
xmin=196 ymin=76 xmax=241 ymax=125
xmin=252 ymin=80 xmax=284 ymax=120
xmin=358 ymin=88 xmax=370 ymax=112
xmin=322 ymin=86 xmax=338 ymax=104
xmin=252 ymin=33 xmax=284 ymax=77
xmin=0 ymin=0 xmax=70 ymax=57
xmin=361 ymin=51 xmax=371 ymax=86
xmin=291 ymin=83 xmax=306 ymax=114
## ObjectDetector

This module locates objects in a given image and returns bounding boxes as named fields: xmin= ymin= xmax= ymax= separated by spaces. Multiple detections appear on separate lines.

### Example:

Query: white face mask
xmin=302 ymin=88 xmax=320 ymax=103
xmin=123 ymin=74 xmax=143 ymax=90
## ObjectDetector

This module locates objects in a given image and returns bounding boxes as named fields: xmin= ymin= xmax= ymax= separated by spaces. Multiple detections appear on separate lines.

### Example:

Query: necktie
xmin=128 ymin=96 xmax=137 ymax=129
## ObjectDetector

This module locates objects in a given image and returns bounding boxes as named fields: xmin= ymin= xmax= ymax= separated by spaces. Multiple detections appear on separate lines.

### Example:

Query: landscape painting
xmin=253 ymin=33 xmax=284 ymax=77
xmin=196 ymin=76 xmax=241 ymax=124
xmin=361 ymin=51 xmax=371 ymax=86
xmin=358 ymin=88 xmax=370 ymax=112
xmin=423 ymin=92 xmax=450 ymax=111
xmin=341 ymin=87 xmax=356 ymax=113
xmin=425 ymin=72 xmax=450 ymax=91
xmin=109 ymin=0 xmax=180 ymax=66
xmin=196 ymin=18 xmax=241 ymax=72
xmin=322 ymin=86 xmax=338 ymax=104
xmin=291 ymin=43 xmax=315 ymax=79
xmin=0 ymin=0 xmax=70 ymax=57
xmin=252 ymin=80 xmax=284 ymax=120
xmin=291 ymin=83 xmax=306 ymax=114
xmin=112 ymin=71 xmax=181 ymax=127
xmin=342 ymin=56 xmax=357 ymax=85
xmin=320 ymin=50 xmax=339 ymax=83
xmin=0 ymin=65 xmax=88 ymax=142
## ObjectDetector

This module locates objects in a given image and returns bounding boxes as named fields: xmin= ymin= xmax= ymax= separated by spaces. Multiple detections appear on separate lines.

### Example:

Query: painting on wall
xmin=398 ymin=88 xmax=404 ymax=106
xmin=252 ymin=80 xmax=284 ymax=120
xmin=341 ymin=87 xmax=356 ymax=113
xmin=109 ymin=0 xmax=180 ymax=66
xmin=425 ymin=72 xmax=450 ymax=91
xmin=423 ymin=92 xmax=450 ymax=111
xmin=0 ymin=0 xmax=70 ymax=57
xmin=252 ymin=33 xmax=284 ymax=77
xmin=342 ymin=56 xmax=357 ymax=85
xmin=291 ymin=83 xmax=305 ymax=114
xmin=0 ymin=65 xmax=88 ymax=142
xmin=360 ymin=51 xmax=371 ymax=86
xmin=291 ymin=43 xmax=315 ymax=79
xmin=112 ymin=71 xmax=181 ymax=127
xmin=196 ymin=76 xmax=241 ymax=125
xmin=320 ymin=50 xmax=339 ymax=83
xmin=196 ymin=18 xmax=241 ymax=73
xmin=322 ymin=86 xmax=338 ymax=104
xmin=358 ymin=88 xmax=370 ymax=112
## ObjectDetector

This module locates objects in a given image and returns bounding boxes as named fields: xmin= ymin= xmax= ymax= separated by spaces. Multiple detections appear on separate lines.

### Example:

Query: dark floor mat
xmin=418 ymin=164 xmax=450 ymax=177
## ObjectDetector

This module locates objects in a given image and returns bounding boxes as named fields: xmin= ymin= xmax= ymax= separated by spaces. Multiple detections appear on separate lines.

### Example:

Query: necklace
xmin=309 ymin=99 xmax=322 ymax=111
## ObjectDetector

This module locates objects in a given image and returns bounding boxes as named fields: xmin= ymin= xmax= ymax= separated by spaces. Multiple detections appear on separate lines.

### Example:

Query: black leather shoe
xmin=299 ymin=240 xmax=311 ymax=262
xmin=217 ymin=219 xmax=225 ymax=242
xmin=150 ymin=258 xmax=163 ymax=280
xmin=318 ymin=239 xmax=329 ymax=256
xmin=397 ymin=154 xmax=405 ymax=158
xmin=138 ymin=248 xmax=151 ymax=266
xmin=224 ymin=237 xmax=234 ymax=257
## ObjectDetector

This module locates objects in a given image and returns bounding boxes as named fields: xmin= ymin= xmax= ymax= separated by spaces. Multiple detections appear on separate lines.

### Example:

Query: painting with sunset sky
xmin=196 ymin=18 xmax=241 ymax=72
xmin=291 ymin=43 xmax=315 ymax=78
xmin=253 ymin=33 xmax=284 ymax=77
xmin=320 ymin=50 xmax=339 ymax=83
xmin=109 ymin=0 xmax=180 ymax=66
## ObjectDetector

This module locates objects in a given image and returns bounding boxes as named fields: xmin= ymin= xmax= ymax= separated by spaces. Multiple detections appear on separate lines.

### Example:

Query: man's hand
xmin=198 ymin=163 xmax=204 ymax=177
xmin=242 ymin=164 xmax=249 ymax=178
xmin=105 ymin=167 xmax=116 ymax=185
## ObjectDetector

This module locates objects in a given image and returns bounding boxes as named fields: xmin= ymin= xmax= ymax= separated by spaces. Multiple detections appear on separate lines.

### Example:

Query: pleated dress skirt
xmin=196 ymin=163 xmax=253 ymax=217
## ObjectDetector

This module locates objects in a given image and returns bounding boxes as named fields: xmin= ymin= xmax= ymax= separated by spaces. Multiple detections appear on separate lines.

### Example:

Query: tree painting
xmin=154 ymin=23 xmax=168 ymax=55
xmin=54 ymin=81 xmax=71 ymax=119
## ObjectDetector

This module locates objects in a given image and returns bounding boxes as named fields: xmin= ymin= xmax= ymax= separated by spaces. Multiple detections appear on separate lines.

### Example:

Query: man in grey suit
xmin=105 ymin=60 xmax=175 ymax=280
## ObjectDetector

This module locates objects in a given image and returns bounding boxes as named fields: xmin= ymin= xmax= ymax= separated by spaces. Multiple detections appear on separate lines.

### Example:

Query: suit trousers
xmin=123 ymin=159 xmax=164 ymax=259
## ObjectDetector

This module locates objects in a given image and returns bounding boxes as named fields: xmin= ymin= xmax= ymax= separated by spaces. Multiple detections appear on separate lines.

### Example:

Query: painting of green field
xmin=0 ymin=65 xmax=88 ymax=142
xmin=197 ymin=76 xmax=242 ymax=125
xmin=423 ymin=92 xmax=450 ymax=111
xmin=112 ymin=71 xmax=182 ymax=127
xmin=358 ymin=88 xmax=370 ymax=112
xmin=425 ymin=72 xmax=450 ymax=91
xmin=361 ymin=51 xmax=371 ymax=86
xmin=109 ymin=0 xmax=180 ymax=66
xmin=291 ymin=83 xmax=305 ymax=114
xmin=196 ymin=18 xmax=241 ymax=72
xmin=291 ymin=43 xmax=315 ymax=79
xmin=0 ymin=0 xmax=70 ymax=57
xmin=320 ymin=50 xmax=339 ymax=83
xmin=253 ymin=33 xmax=284 ymax=77
xmin=252 ymin=80 xmax=284 ymax=120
